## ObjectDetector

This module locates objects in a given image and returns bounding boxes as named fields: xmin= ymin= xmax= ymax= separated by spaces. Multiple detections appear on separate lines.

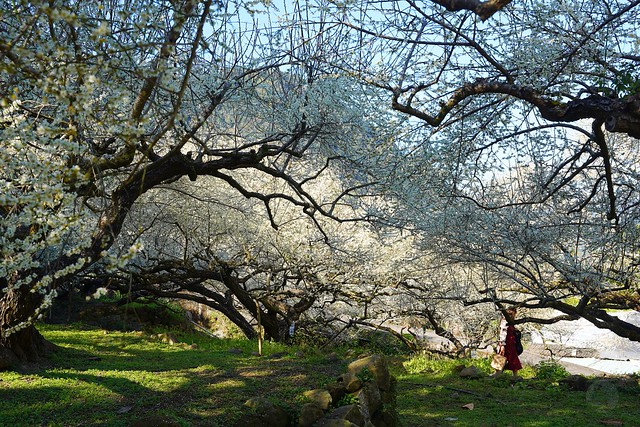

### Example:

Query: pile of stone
xmin=237 ymin=354 xmax=398 ymax=427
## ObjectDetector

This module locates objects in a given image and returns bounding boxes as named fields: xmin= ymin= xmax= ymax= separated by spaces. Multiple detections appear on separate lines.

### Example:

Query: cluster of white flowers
xmin=100 ymin=242 xmax=145 ymax=273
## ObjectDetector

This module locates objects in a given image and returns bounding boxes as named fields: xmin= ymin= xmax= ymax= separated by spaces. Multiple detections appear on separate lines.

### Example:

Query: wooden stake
xmin=256 ymin=299 xmax=262 ymax=357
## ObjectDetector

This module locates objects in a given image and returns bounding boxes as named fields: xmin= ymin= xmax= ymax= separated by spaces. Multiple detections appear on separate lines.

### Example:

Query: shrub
xmin=534 ymin=361 xmax=569 ymax=381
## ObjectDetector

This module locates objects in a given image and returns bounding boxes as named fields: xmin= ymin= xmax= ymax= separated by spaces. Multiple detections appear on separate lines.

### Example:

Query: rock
xmin=453 ymin=364 xmax=466 ymax=372
xmin=348 ymin=355 xmax=391 ymax=391
xmin=338 ymin=372 xmax=363 ymax=393
xmin=228 ymin=348 xmax=243 ymax=355
xmin=326 ymin=352 xmax=339 ymax=363
xmin=116 ymin=405 xmax=133 ymax=414
xmin=459 ymin=365 xmax=484 ymax=379
xmin=303 ymin=389 xmax=333 ymax=410
xmin=242 ymin=397 xmax=290 ymax=427
xmin=321 ymin=404 xmax=365 ymax=427
xmin=380 ymin=377 xmax=397 ymax=405
xmin=130 ymin=416 xmax=180 ymax=427
xmin=559 ymin=374 xmax=592 ymax=391
xmin=613 ymin=377 xmax=639 ymax=390
xmin=267 ymin=351 xmax=288 ymax=359
xmin=158 ymin=333 xmax=178 ymax=345
xmin=326 ymin=381 xmax=348 ymax=404
xmin=356 ymin=383 xmax=383 ymax=417
xmin=371 ymin=407 xmax=397 ymax=427
xmin=234 ymin=413 xmax=266 ymax=427
xmin=299 ymin=403 xmax=325 ymax=427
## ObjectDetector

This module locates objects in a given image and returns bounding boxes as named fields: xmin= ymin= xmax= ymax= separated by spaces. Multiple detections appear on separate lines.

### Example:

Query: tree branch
xmin=393 ymin=80 xmax=640 ymax=139
xmin=429 ymin=0 xmax=514 ymax=20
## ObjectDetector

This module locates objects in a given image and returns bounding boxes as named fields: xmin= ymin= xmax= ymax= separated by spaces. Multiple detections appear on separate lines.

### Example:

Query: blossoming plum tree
xmin=328 ymin=0 xmax=640 ymax=340
xmin=0 ymin=0 xmax=387 ymax=362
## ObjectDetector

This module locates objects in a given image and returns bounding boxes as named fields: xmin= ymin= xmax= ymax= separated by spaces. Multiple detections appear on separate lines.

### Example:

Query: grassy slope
xmin=1 ymin=324 xmax=639 ymax=426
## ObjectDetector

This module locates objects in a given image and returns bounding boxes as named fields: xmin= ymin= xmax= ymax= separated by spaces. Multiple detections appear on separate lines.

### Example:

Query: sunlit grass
xmin=2 ymin=324 xmax=640 ymax=426
xmin=0 ymin=323 xmax=346 ymax=426
xmin=395 ymin=354 xmax=640 ymax=427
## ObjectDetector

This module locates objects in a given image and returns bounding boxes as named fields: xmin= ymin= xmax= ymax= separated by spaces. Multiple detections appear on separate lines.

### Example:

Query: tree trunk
xmin=0 ymin=287 xmax=57 ymax=367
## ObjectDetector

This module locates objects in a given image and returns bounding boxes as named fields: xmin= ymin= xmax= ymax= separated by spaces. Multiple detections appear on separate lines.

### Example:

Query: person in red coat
xmin=498 ymin=307 xmax=522 ymax=376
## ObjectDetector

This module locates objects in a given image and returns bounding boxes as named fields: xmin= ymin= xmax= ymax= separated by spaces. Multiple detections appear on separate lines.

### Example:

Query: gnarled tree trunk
xmin=0 ymin=286 xmax=57 ymax=368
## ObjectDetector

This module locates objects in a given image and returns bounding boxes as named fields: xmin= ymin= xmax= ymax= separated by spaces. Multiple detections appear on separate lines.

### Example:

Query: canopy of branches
xmin=1 ymin=0 xmax=640 ymax=361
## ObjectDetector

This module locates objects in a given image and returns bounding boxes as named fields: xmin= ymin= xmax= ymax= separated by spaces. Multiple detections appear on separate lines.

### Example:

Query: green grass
xmin=2 ymin=325 xmax=640 ymax=426
xmin=395 ymin=355 xmax=640 ymax=427
xmin=0 ymin=323 xmax=345 ymax=426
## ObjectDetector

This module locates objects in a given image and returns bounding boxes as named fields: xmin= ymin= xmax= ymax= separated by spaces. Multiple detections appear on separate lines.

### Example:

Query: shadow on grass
xmin=0 ymin=325 xmax=347 ymax=427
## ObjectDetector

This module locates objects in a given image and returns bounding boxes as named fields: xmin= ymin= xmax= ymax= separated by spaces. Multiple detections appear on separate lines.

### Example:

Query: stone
xmin=348 ymin=355 xmax=391 ymax=391
xmin=322 ymin=404 xmax=365 ymax=427
xmin=243 ymin=397 xmax=290 ymax=427
xmin=326 ymin=381 xmax=348 ymax=404
xmin=326 ymin=352 xmax=339 ymax=363
xmin=380 ymin=377 xmax=397 ymax=405
xmin=371 ymin=408 xmax=397 ymax=427
xmin=228 ymin=347 xmax=243 ymax=354
xmin=234 ymin=413 xmax=266 ymax=427
xmin=303 ymin=388 xmax=333 ymax=410
xmin=559 ymin=374 xmax=592 ymax=391
xmin=267 ymin=351 xmax=288 ymax=359
xmin=299 ymin=403 xmax=325 ymax=427
xmin=159 ymin=333 xmax=178 ymax=345
xmin=452 ymin=364 xmax=466 ymax=373
xmin=459 ymin=365 xmax=484 ymax=379
xmin=338 ymin=372 xmax=363 ymax=393
xmin=356 ymin=383 xmax=382 ymax=417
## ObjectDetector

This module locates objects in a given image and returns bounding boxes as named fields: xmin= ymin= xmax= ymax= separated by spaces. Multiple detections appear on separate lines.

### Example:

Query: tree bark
xmin=0 ymin=286 xmax=57 ymax=366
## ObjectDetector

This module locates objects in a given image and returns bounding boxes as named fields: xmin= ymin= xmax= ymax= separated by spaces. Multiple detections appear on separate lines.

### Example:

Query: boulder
xmin=297 ymin=354 xmax=398 ymax=427
xmin=326 ymin=381 xmax=348 ymax=404
xmin=459 ymin=365 xmax=484 ymax=379
xmin=338 ymin=372 xmax=363 ymax=393
xmin=242 ymin=397 xmax=290 ymax=427
xmin=321 ymin=404 xmax=365 ymax=427
xmin=356 ymin=383 xmax=382 ymax=417
xmin=326 ymin=352 xmax=340 ymax=363
xmin=559 ymin=374 xmax=591 ymax=391
xmin=304 ymin=389 xmax=333 ymax=410
xmin=371 ymin=407 xmax=397 ymax=427
xmin=299 ymin=403 xmax=325 ymax=427
xmin=380 ymin=377 xmax=397 ymax=405
xmin=158 ymin=333 xmax=178 ymax=345
xmin=348 ymin=355 xmax=391 ymax=391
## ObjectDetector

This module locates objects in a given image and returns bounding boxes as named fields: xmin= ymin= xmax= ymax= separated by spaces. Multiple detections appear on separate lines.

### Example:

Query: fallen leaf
xmin=461 ymin=403 xmax=474 ymax=410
